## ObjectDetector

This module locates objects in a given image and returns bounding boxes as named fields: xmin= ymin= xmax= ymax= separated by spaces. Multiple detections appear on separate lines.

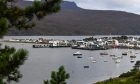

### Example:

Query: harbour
xmin=1 ymin=36 xmax=140 ymax=84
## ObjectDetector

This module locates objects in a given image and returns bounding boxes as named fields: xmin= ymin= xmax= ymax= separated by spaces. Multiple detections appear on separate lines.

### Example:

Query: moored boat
xmin=100 ymin=52 xmax=108 ymax=55
xmin=73 ymin=51 xmax=82 ymax=56
xmin=104 ymin=60 xmax=108 ymax=62
xmin=89 ymin=56 xmax=94 ymax=60
xmin=115 ymin=59 xmax=121 ymax=63
xmin=130 ymin=60 xmax=135 ymax=63
xmin=77 ymin=56 xmax=82 ymax=58
xmin=135 ymin=52 xmax=139 ymax=54
xmin=110 ymin=54 xmax=115 ymax=57
xmin=112 ymin=56 xmax=118 ymax=60
xmin=122 ymin=52 xmax=127 ymax=55
xmin=92 ymin=60 xmax=97 ymax=63
xmin=84 ymin=66 xmax=89 ymax=68
xmin=130 ymin=55 xmax=136 ymax=58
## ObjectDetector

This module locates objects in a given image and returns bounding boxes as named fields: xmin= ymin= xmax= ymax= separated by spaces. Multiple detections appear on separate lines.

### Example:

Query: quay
xmin=33 ymin=44 xmax=70 ymax=48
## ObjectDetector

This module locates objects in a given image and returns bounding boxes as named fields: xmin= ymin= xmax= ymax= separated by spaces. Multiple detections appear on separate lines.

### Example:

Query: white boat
xmin=73 ymin=51 xmax=82 ymax=56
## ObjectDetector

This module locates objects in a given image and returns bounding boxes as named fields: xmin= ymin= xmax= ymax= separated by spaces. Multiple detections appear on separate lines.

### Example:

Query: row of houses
xmin=71 ymin=37 xmax=140 ymax=50
xmin=4 ymin=36 xmax=140 ymax=49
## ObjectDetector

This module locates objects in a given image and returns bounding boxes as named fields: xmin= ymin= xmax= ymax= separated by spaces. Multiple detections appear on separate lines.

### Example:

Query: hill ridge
xmin=7 ymin=1 xmax=140 ymax=35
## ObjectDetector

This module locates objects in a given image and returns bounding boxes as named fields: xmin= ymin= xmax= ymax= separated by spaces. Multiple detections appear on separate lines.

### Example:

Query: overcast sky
xmin=64 ymin=0 xmax=140 ymax=15
xmin=25 ymin=0 xmax=140 ymax=15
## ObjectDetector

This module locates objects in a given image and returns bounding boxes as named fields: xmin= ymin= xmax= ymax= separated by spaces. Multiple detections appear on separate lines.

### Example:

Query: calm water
xmin=1 ymin=36 xmax=140 ymax=84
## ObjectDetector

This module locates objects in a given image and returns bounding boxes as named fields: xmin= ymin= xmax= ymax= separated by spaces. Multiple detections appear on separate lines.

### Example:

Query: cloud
xmin=64 ymin=0 xmax=140 ymax=15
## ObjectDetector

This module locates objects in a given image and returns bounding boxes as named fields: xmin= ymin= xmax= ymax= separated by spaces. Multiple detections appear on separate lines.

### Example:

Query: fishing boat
xmin=73 ymin=51 xmax=82 ymax=56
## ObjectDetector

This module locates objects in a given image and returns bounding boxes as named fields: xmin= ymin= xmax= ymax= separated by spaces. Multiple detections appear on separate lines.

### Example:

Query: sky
xmin=64 ymin=0 xmax=140 ymax=15
xmin=25 ymin=0 xmax=140 ymax=15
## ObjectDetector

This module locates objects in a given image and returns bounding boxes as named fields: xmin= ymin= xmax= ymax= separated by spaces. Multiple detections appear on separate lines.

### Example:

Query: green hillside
xmin=96 ymin=61 xmax=140 ymax=84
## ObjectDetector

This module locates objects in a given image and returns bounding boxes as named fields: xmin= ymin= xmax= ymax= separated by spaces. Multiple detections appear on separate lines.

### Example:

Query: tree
xmin=134 ymin=61 xmax=140 ymax=70
xmin=44 ymin=66 xmax=70 ymax=84
xmin=0 ymin=46 xmax=28 ymax=84
xmin=0 ymin=0 xmax=62 ymax=84
xmin=0 ymin=0 xmax=62 ymax=37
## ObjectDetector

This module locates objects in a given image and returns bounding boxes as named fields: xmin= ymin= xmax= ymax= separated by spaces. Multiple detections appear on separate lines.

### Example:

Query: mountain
xmin=7 ymin=1 xmax=140 ymax=35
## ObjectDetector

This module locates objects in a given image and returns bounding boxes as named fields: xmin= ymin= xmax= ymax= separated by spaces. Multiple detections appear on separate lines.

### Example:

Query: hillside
xmin=7 ymin=1 xmax=140 ymax=35
xmin=96 ymin=61 xmax=140 ymax=84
